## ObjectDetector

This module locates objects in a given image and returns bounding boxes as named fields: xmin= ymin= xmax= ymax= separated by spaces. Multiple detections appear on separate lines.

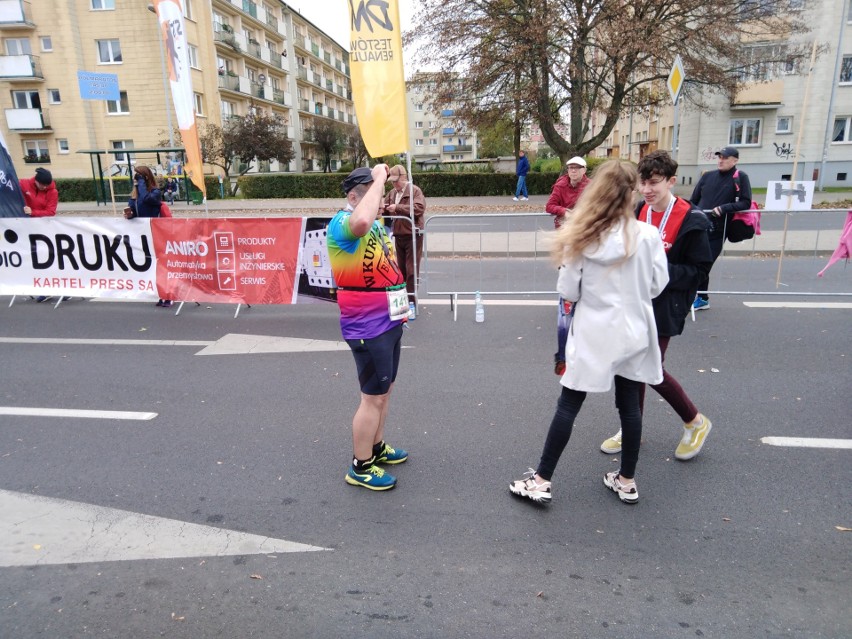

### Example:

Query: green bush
xmin=52 ymin=175 xmax=222 ymax=202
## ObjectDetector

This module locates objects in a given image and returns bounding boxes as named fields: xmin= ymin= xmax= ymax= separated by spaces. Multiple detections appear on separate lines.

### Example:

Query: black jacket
xmin=636 ymin=198 xmax=713 ymax=337
xmin=689 ymin=167 xmax=752 ymax=240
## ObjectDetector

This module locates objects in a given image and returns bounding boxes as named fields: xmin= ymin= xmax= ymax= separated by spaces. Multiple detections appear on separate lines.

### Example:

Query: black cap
xmin=341 ymin=167 xmax=374 ymax=194
xmin=34 ymin=167 xmax=52 ymax=185
xmin=715 ymin=146 xmax=739 ymax=158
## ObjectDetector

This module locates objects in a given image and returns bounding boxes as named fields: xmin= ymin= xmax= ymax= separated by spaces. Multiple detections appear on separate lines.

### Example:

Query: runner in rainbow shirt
xmin=328 ymin=165 xmax=409 ymax=491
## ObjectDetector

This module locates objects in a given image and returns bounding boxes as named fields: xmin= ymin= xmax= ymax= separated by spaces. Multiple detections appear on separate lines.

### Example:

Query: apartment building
xmin=0 ymin=0 xmax=355 ymax=179
xmin=406 ymin=73 xmax=478 ymax=166
xmin=593 ymin=0 xmax=852 ymax=188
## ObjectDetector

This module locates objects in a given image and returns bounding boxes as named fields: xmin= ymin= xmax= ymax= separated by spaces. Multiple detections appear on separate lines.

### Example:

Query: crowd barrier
xmin=420 ymin=209 xmax=852 ymax=317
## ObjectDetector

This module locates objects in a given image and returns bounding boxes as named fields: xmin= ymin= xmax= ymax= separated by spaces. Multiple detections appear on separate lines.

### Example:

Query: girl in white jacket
xmin=510 ymin=160 xmax=669 ymax=505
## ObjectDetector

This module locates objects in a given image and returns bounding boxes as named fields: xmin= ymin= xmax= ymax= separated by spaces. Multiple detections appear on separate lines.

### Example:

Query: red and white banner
xmin=0 ymin=217 xmax=338 ymax=305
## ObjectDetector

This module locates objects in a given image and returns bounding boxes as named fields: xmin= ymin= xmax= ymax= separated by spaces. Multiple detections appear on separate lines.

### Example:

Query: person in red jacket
xmin=21 ymin=167 xmax=58 ymax=217
xmin=545 ymin=157 xmax=590 ymax=229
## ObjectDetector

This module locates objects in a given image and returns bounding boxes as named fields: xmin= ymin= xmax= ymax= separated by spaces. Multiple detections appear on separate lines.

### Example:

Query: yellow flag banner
xmin=348 ymin=0 xmax=409 ymax=157
xmin=153 ymin=0 xmax=206 ymax=198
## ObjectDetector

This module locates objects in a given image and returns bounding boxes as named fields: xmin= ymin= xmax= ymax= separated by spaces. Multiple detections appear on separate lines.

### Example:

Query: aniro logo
xmin=349 ymin=0 xmax=393 ymax=33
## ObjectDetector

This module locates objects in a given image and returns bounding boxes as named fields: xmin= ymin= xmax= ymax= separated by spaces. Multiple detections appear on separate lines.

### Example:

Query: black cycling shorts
xmin=346 ymin=324 xmax=403 ymax=395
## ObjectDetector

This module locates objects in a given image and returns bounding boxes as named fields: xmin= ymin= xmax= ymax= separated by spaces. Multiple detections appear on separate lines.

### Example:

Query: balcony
xmin=0 ymin=0 xmax=34 ymax=29
xmin=265 ymin=14 xmax=278 ymax=31
xmin=311 ymin=72 xmax=322 ymax=88
xmin=213 ymin=27 xmax=240 ymax=52
xmin=311 ymin=43 xmax=319 ymax=57
xmin=442 ymin=127 xmax=455 ymax=135
xmin=297 ymin=67 xmax=308 ymax=81
xmin=247 ymin=40 xmax=261 ymax=58
xmin=5 ymin=107 xmax=50 ymax=131
xmin=299 ymin=98 xmax=310 ymax=112
xmin=325 ymin=79 xmax=333 ymax=91
xmin=218 ymin=73 xmax=240 ymax=92
xmin=242 ymin=0 xmax=257 ymax=19
xmin=323 ymin=51 xmax=331 ymax=64
xmin=442 ymin=109 xmax=454 ymax=117
xmin=0 ymin=54 xmax=42 ymax=80
xmin=272 ymin=88 xmax=287 ymax=106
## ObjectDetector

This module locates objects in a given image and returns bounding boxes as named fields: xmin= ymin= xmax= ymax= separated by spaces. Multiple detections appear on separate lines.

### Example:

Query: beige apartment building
xmin=0 ymin=0 xmax=355 ymax=180
xmin=592 ymin=0 xmax=852 ymax=189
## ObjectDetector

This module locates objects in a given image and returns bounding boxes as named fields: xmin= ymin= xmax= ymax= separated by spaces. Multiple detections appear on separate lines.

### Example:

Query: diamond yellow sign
xmin=667 ymin=55 xmax=685 ymax=105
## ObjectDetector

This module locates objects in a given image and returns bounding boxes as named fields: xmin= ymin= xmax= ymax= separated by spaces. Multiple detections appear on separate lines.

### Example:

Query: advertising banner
xmin=0 ymin=128 xmax=26 ymax=218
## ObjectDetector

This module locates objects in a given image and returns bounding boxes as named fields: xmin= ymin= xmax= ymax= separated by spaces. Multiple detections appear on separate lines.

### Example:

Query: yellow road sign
xmin=668 ymin=55 xmax=685 ymax=105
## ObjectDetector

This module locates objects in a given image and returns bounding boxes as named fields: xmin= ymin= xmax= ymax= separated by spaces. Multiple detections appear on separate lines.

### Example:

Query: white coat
xmin=558 ymin=219 xmax=669 ymax=392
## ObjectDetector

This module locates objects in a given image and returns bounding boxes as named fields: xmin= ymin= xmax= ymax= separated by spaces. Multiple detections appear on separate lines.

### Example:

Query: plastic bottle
xmin=475 ymin=291 xmax=485 ymax=323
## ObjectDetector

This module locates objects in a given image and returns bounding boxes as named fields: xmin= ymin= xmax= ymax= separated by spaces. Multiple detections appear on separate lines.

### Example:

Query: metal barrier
xmin=420 ymin=209 xmax=852 ymax=319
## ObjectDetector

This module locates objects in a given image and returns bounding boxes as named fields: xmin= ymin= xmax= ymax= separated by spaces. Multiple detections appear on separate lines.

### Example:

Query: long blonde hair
xmin=550 ymin=160 xmax=638 ymax=265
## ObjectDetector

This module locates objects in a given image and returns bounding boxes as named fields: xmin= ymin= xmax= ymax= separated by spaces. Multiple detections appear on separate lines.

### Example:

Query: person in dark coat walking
xmin=513 ymin=150 xmax=530 ymax=201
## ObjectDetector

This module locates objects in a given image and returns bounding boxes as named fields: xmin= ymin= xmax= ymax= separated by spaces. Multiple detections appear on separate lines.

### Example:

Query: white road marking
xmin=744 ymin=302 xmax=852 ymax=309
xmin=195 ymin=333 xmax=349 ymax=355
xmin=0 ymin=407 xmax=157 ymax=420
xmin=0 ymin=489 xmax=328 ymax=567
xmin=422 ymin=298 xmax=556 ymax=306
xmin=0 ymin=337 xmax=212 ymax=346
xmin=761 ymin=437 xmax=852 ymax=449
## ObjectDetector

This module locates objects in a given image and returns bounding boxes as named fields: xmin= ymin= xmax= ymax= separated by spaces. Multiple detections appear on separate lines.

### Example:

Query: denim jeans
xmin=515 ymin=175 xmax=527 ymax=198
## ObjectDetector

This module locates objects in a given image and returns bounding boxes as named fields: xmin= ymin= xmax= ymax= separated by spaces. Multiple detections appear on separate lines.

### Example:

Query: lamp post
xmin=147 ymin=4 xmax=175 ymax=151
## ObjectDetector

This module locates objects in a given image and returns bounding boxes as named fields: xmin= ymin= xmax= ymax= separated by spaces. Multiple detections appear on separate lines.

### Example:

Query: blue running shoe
xmin=374 ymin=442 xmax=408 ymax=465
xmin=345 ymin=464 xmax=396 ymax=490
xmin=693 ymin=297 xmax=709 ymax=311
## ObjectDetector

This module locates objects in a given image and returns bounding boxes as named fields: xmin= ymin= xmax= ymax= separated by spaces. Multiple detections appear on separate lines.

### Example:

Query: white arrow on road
xmin=0 ymin=489 xmax=328 ymax=567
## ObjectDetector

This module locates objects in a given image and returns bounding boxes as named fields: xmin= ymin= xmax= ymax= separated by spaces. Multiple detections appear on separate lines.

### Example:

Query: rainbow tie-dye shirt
xmin=327 ymin=208 xmax=405 ymax=339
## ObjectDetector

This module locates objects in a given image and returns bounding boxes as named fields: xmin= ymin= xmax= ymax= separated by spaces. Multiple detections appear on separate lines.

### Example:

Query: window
xmin=183 ymin=0 xmax=193 ymax=20
xmin=776 ymin=116 xmax=792 ymax=134
xmin=40 ymin=36 xmax=52 ymax=52
xmin=4 ymin=38 xmax=31 ymax=55
xmin=738 ymin=44 xmax=790 ymax=82
xmin=729 ymin=118 xmax=761 ymax=146
xmin=91 ymin=0 xmax=115 ymax=9
xmin=415 ymin=103 xmax=423 ymax=111
xmin=23 ymin=140 xmax=49 ymax=162
xmin=194 ymin=93 xmax=204 ymax=116
xmin=111 ymin=140 xmax=134 ymax=162
xmin=48 ymin=89 xmax=61 ymax=104
xmin=106 ymin=91 xmax=130 ymax=114
xmin=97 ymin=39 xmax=122 ymax=64
xmin=415 ymin=121 xmax=423 ymax=128
xmin=841 ymin=56 xmax=852 ymax=84
xmin=57 ymin=139 xmax=69 ymax=154
xmin=188 ymin=45 xmax=199 ymax=69
xmin=12 ymin=90 xmax=40 ymax=109
xmin=221 ymin=99 xmax=235 ymax=118
xmin=429 ymin=138 xmax=438 ymax=146
xmin=833 ymin=116 xmax=852 ymax=143
xmin=415 ymin=139 xmax=423 ymax=146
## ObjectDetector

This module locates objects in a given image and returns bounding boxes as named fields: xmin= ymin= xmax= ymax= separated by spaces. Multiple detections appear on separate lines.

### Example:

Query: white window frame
xmin=414 ymin=121 xmax=423 ymax=129
xmin=23 ymin=139 xmax=49 ymax=160
xmin=57 ymin=139 xmax=70 ymax=154
xmin=841 ymin=56 xmax=852 ymax=85
xmin=5 ymin=38 xmax=31 ymax=55
xmin=111 ymin=139 xmax=134 ymax=163
xmin=729 ymin=117 xmax=762 ymax=146
xmin=415 ymin=103 xmax=423 ymax=111
xmin=106 ymin=91 xmax=130 ymax=115
xmin=414 ymin=139 xmax=424 ymax=146
xmin=97 ymin=39 xmax=122 ymax=64
xmin=776 ymin=116 xmax=792 ymax=134
xmin=40 ymin=36 xmax=52 ymax=52
xmin=429 ymin=138 xmax=438 ymax=146
xmin=183 ymin=0 xmax=194 ymax=20
xmin=832 ymin=116 xmax=852 ymax=144
xmin=194 ymin=93 xmax=204 ymax=116
xmin=47 ymin=89 xmax=61 ymax=104
xmin=91 ymin=0 xmax=115 ymax=10
xmin=188 ymin=44 xmax=199 ymax=69
xmin=12 ymin=90 xmax=39 ymax=109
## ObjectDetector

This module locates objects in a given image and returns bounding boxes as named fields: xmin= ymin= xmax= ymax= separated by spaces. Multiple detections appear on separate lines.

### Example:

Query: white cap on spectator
xmin=566 ymin=156 xmax=587 ymax=168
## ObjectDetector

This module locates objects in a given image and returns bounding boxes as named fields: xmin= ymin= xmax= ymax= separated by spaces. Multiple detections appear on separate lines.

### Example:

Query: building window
xmin=4 ymin=38 xmax=31 ymax=55
xmin=221 ymin=100 xmax=235 ymax=118
xmin=106 ymin=91 xmax=130 ymax=114
xmin=832 ymin=116 xmax=852 ymax=143
xmin=97 ymin=39 xmax=122 ymax=64
xmin=23 ymin=140 xmax=50 ymax=162
xmin=776 ymin=116 xmax=792 ymax=134
xmin=729 ymin=118 xmax=761 ymax=146
xmin=183 ymin=0 xmax=194 ymax=20
xmin=194 ymin=93 xmax=204 ymax=116
xmin=415 ymin=139 xmax=423 ymax=146
xmin=429 ymin=138 xmax=437 ymax=146
xmin=415 ymin=103 xmax=423 ymax=111
xmin=40 ymin=36 xmax=52 ymax=52
xmin=48 ymin=89 xmax=61 ymax=104
xmin=12 ymin=90 xmax=39 ymax=109
xmin=188 ymin=45 xmax=199 ymax=69
xmin=111 ymin=140 xmax=134 ymax=163
xmin=841 ymin=56 xmax=852 ymax=84
xmin=415 ymin=121 xmax=423 ymax=128
xmin=91 ymin=0 xmax=115 ymax=9
xmin=57 ymin=139 xmax=69 ymax=154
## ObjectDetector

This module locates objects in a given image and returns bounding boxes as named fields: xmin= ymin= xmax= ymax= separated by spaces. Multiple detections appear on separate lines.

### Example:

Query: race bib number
xmin=387 ymin=287 xmax=408 ymax=321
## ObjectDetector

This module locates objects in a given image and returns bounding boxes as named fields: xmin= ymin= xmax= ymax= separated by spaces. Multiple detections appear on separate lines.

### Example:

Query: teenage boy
xmin=600 ymin=151 xmax=714 ymax=461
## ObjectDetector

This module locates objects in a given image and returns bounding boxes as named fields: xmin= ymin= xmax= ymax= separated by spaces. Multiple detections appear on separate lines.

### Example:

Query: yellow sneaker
xmin=600 ymin=429 xmax=622 ymax=454
xmin=675 ymin=414 xmax=712 ymax=461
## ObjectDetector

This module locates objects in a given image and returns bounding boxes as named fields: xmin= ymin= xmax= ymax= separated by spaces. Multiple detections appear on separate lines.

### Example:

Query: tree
xmin=477 ymin=115 xmax=515 ymax=158
xmin=311 ymin=119 xmax=346 ymax=172
xmin=346 ymin=126 xmax=370 ymax=168
xmin=411 ymin=0 xmax=812 ymax=162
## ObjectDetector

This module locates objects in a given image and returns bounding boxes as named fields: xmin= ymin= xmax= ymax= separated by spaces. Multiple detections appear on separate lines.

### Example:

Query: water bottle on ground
xmin=475 ymin=291 xmax=485 ymax=323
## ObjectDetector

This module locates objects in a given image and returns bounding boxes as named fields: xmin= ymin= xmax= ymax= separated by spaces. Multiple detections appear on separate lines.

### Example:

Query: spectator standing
xmin=513 ymin=150 xmax=530 ymax=201
xmin=328 ymin=166 xmax=409 ymax=492
xmin=509 ymin=160 xmax=669 ymax=506
xmin=545 ymin=157 xmax=591 ymax=228
xmin=124 ymin=165 xmax=170 ymax=308
xmin=383 ymin=165 xmax=425 ymax=319
xmin=21 ymin=167 xmax=58 ymax=217
xmin=600 ymin=151 xmax=714 ymax=462
xmin=689 ymin=146 xmax=752 ymax=311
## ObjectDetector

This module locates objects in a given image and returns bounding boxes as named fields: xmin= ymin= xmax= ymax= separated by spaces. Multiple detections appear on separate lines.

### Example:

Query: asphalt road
xmin=0 ymin=257 xmax=850 ymax=638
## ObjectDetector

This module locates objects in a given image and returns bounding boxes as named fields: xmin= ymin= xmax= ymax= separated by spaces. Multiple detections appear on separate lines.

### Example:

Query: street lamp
xmin=147 ymin=4 xmax=175 ymax=151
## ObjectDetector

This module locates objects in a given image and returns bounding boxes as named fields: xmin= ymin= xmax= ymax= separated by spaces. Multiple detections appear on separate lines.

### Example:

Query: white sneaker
xmin=520 ymin=197 xmax=528 ymax=201
xmin=509 ymin=468 xmax=552 ymax=504
xmin=512 ymin=197 xmax=519 ymax=201
xmin=603 ymin=471 xmax=638 ymax=504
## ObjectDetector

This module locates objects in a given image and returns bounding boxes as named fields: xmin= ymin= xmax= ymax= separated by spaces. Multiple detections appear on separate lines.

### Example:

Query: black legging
xmin=537 ymin=376 xmax=644 ymax=481
xmin=697 ymin=233 xmax=725 ymax=301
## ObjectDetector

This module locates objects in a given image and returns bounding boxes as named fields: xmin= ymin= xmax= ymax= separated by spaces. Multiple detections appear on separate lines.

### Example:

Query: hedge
xmin=53 ymin=176 xmax=222 ymax=202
